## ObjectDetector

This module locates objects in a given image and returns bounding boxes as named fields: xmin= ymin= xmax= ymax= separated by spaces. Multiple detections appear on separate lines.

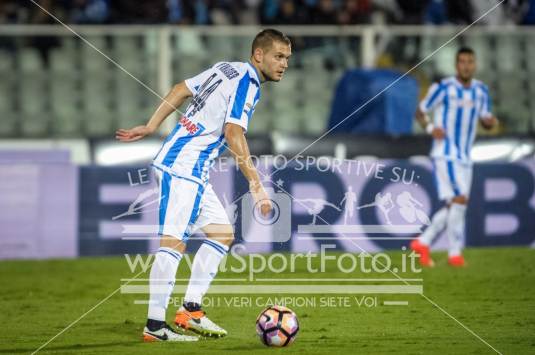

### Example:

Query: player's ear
xmin=252 ymin=47 xmax=263 ymax=63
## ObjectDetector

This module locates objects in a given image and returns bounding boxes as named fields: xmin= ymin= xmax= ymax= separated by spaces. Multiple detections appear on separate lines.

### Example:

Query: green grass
xmin=1 ymin=247 xmax=534 ymax=354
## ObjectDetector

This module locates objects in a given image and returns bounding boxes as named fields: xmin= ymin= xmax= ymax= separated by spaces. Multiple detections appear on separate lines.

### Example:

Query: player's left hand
xmin=250 ymin=182 xmax=273 ymax=217
xmin=115 ymin=125 xmax=154 ymax=142
xmin=481 ymin=116 xmax=498 ymax=130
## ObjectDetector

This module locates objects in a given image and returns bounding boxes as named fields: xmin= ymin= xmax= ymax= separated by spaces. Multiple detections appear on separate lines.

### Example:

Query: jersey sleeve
xmin=184 ymin=66 xmax=216 ymax=96
xmin=224 ymin=72 xmax=258 ymax=132
xmin=419 ymin=82 xmax=446 ymax=113
xmin=478 ymin=85 xmax=493 ymax=119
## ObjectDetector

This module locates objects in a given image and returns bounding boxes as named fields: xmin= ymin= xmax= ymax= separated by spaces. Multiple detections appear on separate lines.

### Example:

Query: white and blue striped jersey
xmin=420 ymin=76 xmax=492 ymax=163
xmin=152 ymin=61 xmax=261 ymax=185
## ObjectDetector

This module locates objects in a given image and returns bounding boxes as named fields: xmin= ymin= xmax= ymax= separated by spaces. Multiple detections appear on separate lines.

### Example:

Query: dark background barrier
xmin=78 ymin=159 xmax=535 ymax=256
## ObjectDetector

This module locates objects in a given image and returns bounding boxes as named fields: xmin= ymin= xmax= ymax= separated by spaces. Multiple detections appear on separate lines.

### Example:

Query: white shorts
xmin=154 ymin=168 xmax=231 ymax=241
xmin=432 ymin=159 xmax=473 ymax=201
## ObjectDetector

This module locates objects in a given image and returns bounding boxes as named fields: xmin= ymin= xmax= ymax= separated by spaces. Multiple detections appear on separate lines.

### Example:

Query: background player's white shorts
xmin=432 ymin=158 xmax=473 ymax=201
xmin=154 ymin=168 xmax=231 ymax=241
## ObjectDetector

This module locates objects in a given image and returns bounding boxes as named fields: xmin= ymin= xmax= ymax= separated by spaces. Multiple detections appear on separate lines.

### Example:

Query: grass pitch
xmin=0 ymin=247 xmax=534 ymax=354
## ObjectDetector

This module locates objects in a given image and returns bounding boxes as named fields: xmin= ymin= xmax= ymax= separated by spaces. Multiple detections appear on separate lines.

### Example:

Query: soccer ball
xmin=256 ymin=305 xmax=299 ymax=347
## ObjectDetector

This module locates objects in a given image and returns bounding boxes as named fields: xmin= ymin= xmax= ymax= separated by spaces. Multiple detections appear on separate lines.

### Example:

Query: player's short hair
xmin=456 ymin=47 xmax=475 ymax=61
xmin=251 ymin=29 xmax=291 ymax=55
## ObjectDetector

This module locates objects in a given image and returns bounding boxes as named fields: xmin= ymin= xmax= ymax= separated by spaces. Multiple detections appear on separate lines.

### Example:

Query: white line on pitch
xmin=254 ymin=278 xmax=422 ymax=282
xmin=133 ymin=300 xmax=152 ymax=305
xmin=383 ymin=301 xmax=409 ymax=306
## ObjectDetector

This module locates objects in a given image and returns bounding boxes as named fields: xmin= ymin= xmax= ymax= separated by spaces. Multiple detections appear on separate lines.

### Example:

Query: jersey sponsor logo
xmin=179 ymin=116 xmax=203 ymax=135
xmin=216 ymin=62 xmax=239 ymax=79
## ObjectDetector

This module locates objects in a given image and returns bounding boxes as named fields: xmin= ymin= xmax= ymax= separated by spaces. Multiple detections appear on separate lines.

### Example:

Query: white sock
xmin=147 ymin=247 xmax=182 ymax=321
xmin=418 ymin=206 xmax=448 ymax=246
xmin=446 ymin=203 xmax=467 ymax=257
xmin=184 ymin=239 xmax=229 ymax=305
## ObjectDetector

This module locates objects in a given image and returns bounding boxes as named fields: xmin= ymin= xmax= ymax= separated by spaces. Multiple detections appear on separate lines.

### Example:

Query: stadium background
xmin=1 ymin=0 xmax=534 ymax=258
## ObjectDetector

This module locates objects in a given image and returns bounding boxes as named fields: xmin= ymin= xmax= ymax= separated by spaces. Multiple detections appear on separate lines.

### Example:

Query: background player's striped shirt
xmin=419 ymin=76 xmax=493 ymax=163
xmin=153 ymin=61 xmax=261 ymax=185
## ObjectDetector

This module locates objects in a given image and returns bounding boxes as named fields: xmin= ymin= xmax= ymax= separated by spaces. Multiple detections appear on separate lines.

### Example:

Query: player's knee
xmin=160 ymin=235 xmax=187 ymax=253
xmin=203 ymin=224 xmax=234 ymax=246
xmin=216 ymin=233 xmax=234 ymax=246
xmin=452 ymin=195 xmax=468 ymax=205
xmin=206 ymin=232 xmax=234 ymax=246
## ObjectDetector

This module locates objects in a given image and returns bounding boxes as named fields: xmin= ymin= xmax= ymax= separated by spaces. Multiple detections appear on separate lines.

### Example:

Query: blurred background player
xmin=116 ymin=29 xmax=291 ymax=341
xmin=410 ymin=47 xmax=498 ymax=267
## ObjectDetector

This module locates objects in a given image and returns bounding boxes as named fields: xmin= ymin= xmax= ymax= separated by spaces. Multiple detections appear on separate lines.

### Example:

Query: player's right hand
xmin=481 ymin=116 xmax=499 ymax=130
xmin=431 ymin=127 xmax=446 ymax=139
xmin=115 ymin=125 xmax=154 ymax=142
xmin=249 ymin=182 xmax=273 ymax=217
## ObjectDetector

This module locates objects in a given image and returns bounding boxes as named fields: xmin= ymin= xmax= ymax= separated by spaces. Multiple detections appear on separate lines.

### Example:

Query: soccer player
xmin=116 ymin=29 xmax=291 ymax=341
xmin=410 ymin=47 xmax=498 ymax=267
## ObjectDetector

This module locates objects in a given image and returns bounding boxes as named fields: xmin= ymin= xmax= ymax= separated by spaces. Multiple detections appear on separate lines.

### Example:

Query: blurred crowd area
xmin=1 ymin=0 xmax=535 ymax=26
